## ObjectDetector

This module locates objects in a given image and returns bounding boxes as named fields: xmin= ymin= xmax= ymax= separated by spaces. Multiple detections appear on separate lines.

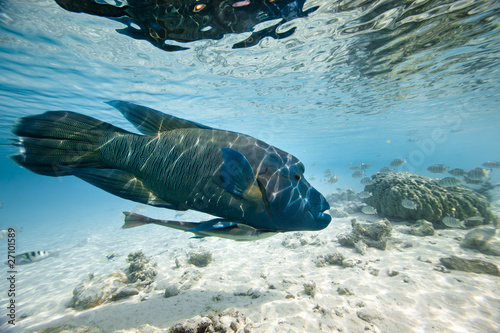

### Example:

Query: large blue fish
xmin=54 ymin=0 xmax=318 ymax=50
xmin=10 ymin=101 xmax=331 ymax=237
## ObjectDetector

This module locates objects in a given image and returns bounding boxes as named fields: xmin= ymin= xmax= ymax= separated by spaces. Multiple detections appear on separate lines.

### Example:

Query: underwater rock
xmin=303 ymin=282 xmax=317 ymax=297
xmin=387 ymin=269 xmax=399 ymax=277
xmin=338 ymin=218 xmax=392 ymax=250
xmin=337 ymin=286 xmax=354 ymax=296
xmin=126 ymin=250 xmax=158 ymax=284
xmin=187 ymin=250 xmax=213 ymax=268
xmin=164 ymin=285 xmax=181 ymax=298
xmin=168 ymin=308 xmax=252 ymax=333
xmin=439 ymin=256 xmax=500 ymax=276
xmin=357 ymin=308 xmax=384 ymax=323
xmin=69 ymin=251 xmax=157 ymax=310
xmin=461 ymin=227 xmax=500 ymax=256
xmin=233 ymin=286 xmax=262 ymax=299
xmin=354 ymin=240 xmax=367 ymax=255
xmin=408 ymin=220 xmax=435 ymax=237
xmin=69 ymin=271 xmax=130 ymax=310
xmin=315 ymin=252 xmax=345 ymax=267
xmin=281 ymin=232 xmax=323 ymax=249
xmin=110 ymin=286 xmax=140 ymax=301
xmin=179 ymin=268 xmax=203 ymax=290
xmin=363 ymin=172 xmax=494 ymax=226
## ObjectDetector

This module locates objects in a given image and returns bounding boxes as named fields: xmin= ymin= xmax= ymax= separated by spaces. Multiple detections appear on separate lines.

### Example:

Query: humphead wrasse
xmin=10 ymin=101 xmax=331 ymax=239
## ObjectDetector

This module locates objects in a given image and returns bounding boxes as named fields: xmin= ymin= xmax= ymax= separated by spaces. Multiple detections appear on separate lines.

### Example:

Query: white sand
xmin=1 ymin=200 xmax=499 ymax=332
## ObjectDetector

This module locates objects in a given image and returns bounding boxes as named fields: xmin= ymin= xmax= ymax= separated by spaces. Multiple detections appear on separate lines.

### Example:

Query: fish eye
xmin=193 ymin=4 xmax=206 ymax=12
xmin=294 ymin=174 xmax=301 ymax=181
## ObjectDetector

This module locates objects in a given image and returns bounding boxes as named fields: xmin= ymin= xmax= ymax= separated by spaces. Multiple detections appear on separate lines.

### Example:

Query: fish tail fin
xmin=122 ymin=211 xmax=150 ymax=229
xmin=10 ymin=111 xmax=126 ymax=176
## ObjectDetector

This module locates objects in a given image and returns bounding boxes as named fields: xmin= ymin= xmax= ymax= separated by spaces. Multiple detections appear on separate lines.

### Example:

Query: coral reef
xmin=69 ymin=251 xmax=157 ymax=310
xmin=338 ymin=218 xmax=392 ymax=251
xmin=363 ymin=172 xmax=494 ymax=226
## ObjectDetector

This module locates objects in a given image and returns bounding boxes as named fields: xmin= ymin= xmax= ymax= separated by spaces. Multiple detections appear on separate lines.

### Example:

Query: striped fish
xmin=13 ymin=251 xmax=53 ymax=265
xmin=10 ymin=101 xmax=331 ymax=236
xmin=442 ymin=216 xmax=465 ymax=229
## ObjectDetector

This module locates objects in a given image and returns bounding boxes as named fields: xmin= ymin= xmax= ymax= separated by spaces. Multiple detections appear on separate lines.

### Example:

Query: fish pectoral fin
xmin=62 ymin=167 xmax=185 ymax=210
xmin=187 ymin=219 xmax=238 ymax=233
xmin=220 ymin=148 xmax=262 ymax=201
xmin=107 ymin=100 xmax=213 ymax=135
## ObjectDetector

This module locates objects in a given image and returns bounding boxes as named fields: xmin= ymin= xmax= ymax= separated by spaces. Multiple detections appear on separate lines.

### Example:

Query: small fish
xmin=309 ymin=175 xmax=317 ymax=182
xmin=464 ymin=176 xmax=484 ymax=185
xmin=12 ymin=251 xmax=54 ymax=265
xmin=361 ymin=206 xmax=377 ymax=215
xmin=379 ymin=167 xmax=394 ymax=174
xmin=349 ymin=163 xmax=363 ymax=171
xmin=360 ymin=177 xmax=374 ymax=186
xmin=360 ymin=163 xmax=372 ymax=170
xmin=390 ymin=159 xmax=407 ymax=167
xmin=427 ymin=164 xmax=449 ymax=173
xmin=401 ymin=199 xmax=417 ymax=210
xmin=349 ymin=162 xmax=372 ymax=171
xmin=465 ymin=216 xmax=484 ymax=223
xmin=482 ymin=161 xmax=500 ymax=169
xmin=438 ymin=177 xmax=462 ymax=187
xmin=122 ymin=212 xmax=277 ymax=241
xmin=352 ymin=171 xmax=365 ymax=179
xmin=467 ymin=168 xmax=491 ymax=180
xmin=326 ymin=175 xmax=339 ymax=184
xmin=324 ymin=169 xmax=334 ymax=177
xmin=442 ymin=216 xmax=465 ymax=229
xmin=448 ymin=168 xmax=467 ymax=177
xmin=359 ymin=191 xmax=372 ymax=199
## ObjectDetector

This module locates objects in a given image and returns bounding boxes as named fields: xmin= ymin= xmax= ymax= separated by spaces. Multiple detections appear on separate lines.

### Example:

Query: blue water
xmin=0 ymin=0 xmax=500 ymax=330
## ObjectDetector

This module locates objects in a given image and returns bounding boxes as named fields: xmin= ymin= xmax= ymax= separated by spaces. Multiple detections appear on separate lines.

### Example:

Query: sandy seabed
xmin=1 ymin=200 xmax=499 ymax=333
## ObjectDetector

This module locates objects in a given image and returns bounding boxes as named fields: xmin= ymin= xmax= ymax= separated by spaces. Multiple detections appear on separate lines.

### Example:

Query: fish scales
xmin=101 ymin=129 xmax=262 ymax=219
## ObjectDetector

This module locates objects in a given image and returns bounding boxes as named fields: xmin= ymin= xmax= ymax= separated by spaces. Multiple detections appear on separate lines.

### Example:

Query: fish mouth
xmin=308 ymin=203 xmax=331 ymax=228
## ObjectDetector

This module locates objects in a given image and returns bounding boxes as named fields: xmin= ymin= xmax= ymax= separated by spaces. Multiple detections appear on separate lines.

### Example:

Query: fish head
xmin=258 ymin=151 xmax=331 ymax=231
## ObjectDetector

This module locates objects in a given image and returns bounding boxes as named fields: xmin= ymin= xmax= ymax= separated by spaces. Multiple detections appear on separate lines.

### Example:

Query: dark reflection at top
xmin=333 ymin=0 xmax=500 ymax=78
xmin=55 ymin=0 xmax=318 ymax=51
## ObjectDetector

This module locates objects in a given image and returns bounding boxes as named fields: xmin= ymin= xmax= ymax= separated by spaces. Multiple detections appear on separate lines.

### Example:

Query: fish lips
xmin=307 ymin=202 xmax=331 ymax=230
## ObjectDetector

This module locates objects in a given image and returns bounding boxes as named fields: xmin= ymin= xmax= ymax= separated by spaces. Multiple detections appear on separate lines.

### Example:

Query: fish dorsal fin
xmin=220 ymin=148 xmax=262 ymax=201
xmin=107 ymin=100 xmax=212 ymax=135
